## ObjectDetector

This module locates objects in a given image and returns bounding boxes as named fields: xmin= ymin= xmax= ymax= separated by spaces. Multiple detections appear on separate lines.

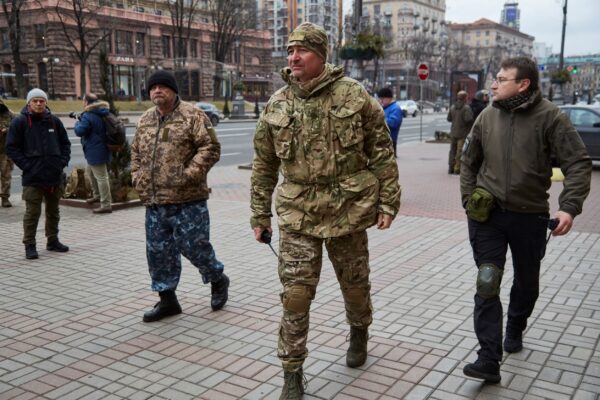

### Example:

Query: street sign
xmin=417 ymin=63 xmax=429 ymax=81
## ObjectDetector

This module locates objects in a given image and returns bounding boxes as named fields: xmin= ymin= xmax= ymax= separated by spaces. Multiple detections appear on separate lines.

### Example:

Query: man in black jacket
xmin=6 ymin=88 xmax=71 ymax=259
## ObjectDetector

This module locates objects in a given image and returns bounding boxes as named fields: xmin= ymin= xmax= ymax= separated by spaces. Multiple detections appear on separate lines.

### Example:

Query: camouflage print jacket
xmin=0 ymin=100 xmax=14 ymax=155
xmin=250 ymin=64 xmax=401 ymax=238
xmin=131 ymin=99 xmax=220 ymax=206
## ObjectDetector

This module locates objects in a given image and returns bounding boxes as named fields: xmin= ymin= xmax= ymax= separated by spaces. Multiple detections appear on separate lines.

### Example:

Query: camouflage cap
xmin=287 ymin=22 xmax=328 ymax=61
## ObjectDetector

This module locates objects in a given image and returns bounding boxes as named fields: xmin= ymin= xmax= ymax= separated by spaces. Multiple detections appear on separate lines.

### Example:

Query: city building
xmin=260 ymin=0 xmax=342 ymax=70
xmin=361 ymin=0 xmax=447 ymax=100
xmin=448 ymin=18 xmax=534 ymax=87
xmin=540 ymin=54 xmax=600 ymax=103
xmin=0 ymin=0 xmax=273 ymax=101
xmin=500 ymin=1 xmax=520 ymax=31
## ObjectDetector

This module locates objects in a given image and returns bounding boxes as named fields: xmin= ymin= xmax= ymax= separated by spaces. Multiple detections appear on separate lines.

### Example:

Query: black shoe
xmin=47 ymin=239 xmax=69 ymax=252
xmin=25 ymin=244 xmax=38 ymax=260
xmin=463 ymin=359 xmax=501 ymax=383
xmin=1 ymin=198 xmax=12 ymax=207
xmin=143 ymin=290 xmax=182 ymax=322
xmin=211 ymin=273 xmax=229 ymax=311
xmin=504 ymin=332 xmax=523 ymax=353
xmin=448 ymin=167 xmax=454 ymax=174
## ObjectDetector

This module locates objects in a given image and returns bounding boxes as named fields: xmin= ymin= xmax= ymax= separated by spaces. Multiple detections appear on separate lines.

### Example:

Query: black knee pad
xmin=477 ymin=263 xmax=503 ymax=299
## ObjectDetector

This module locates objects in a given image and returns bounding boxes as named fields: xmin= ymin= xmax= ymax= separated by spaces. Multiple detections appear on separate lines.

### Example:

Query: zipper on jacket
xmin=505 ymin=113 xmax=514 ymax=205
xmin=150 ymin=118 xmax=163 ymax=204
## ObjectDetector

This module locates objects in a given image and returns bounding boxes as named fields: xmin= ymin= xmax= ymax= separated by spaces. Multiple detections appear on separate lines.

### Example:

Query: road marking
xmin=218 ymin=133 xmax=251 ymax=138
xmin=221 ymin=152 xmax=241 ymax=157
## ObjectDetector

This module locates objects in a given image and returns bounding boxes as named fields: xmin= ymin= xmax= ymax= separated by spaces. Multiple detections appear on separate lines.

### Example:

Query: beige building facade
xmin=0 ymin=0 xmax=273 ymax=101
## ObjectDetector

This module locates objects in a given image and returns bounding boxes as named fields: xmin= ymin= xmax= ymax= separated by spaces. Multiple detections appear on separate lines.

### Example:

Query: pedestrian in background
xmin=470 ymin=89 xmax=489 ymax=120
xmin=5 ymin=88 xmax=71 ymax=259
xmin=0 ymin=98 xmax=14 ymax=207
xmin=447 ymin=90 xmax=474 ymax=175
xmin=461 ymin=56 xmax=591 ymax=383
xmin=131 ymin=70 xmax=229 ymax=323
xmin=250 ymin=22 xmax=401 ymax=399
xmin=377 ymin=87 xmax=403 ymax=157
xmin=74 ymin=93 xmax=113 ymax=214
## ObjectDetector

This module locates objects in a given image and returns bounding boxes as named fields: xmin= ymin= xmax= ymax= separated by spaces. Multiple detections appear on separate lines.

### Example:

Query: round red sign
xmin=417 ymin=63 xmax=429 ymax=80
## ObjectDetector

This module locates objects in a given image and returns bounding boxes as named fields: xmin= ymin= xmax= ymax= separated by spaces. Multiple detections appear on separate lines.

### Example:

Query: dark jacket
xmin=447 ymin=100 xmax=474 ymax=139
xmin=461 ymin=90 xmax=591 ymax=217
xmin=383 ymin=100 xmax=403 ymax=142
xmin=6 ymin=106 xmax=71 ymax=187
xmin=470 ymin=98 xmax=488 ymax=120
xmin=74 ymin=100 xmax=112 ymax=165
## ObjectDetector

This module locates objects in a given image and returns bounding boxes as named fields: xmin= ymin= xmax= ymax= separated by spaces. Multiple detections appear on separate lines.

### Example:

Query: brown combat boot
xmin=279 ymin=368 xmax=305 ymax=400
xmin=346 ymin=326 xmax=368 ymax=368
xmin=1 ymin=197 xmax=11 ymax=207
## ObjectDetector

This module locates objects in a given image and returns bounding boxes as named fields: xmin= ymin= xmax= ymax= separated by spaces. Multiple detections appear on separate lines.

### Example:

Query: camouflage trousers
xmin=0 ymin=153 xmax=13 ymax=199
xmin=21 ymin=186 xmax=63 ymax=245
xmin=448 ymin=137 xmax=465 ymax=173
xmin=277 ymin=229 xmax=373 ymax=370
xmin=145 ymin=200 xmax=224 ymax=292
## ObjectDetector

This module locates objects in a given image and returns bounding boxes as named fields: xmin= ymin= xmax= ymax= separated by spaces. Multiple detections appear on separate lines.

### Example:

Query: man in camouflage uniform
xmin=447 ymin=90 xmax=474 ymax=174
xmin=250 ymin=23 xmax=401 ymax=399
xmin=131 ymin=70 xmax=229 ymax=323
xmin=0 ymin=99 xmax=14 ymax=207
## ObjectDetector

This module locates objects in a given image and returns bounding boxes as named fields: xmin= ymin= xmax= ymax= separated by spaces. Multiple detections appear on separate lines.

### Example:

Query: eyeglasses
xmin=493 ymin=77 xmax=521 ymax=84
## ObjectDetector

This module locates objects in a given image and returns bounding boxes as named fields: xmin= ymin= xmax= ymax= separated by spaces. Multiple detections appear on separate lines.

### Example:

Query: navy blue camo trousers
xmin=145 ymin=200 xmax=224 ymax=292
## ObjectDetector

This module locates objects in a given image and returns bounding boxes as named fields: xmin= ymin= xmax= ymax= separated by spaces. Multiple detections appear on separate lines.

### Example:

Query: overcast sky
xmin=343 ymin=0 xmax=599 ymax=56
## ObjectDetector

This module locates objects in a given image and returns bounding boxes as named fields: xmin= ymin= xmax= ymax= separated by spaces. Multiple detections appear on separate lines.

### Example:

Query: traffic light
xmin=572 ymin=65 xmax=578 ymax=74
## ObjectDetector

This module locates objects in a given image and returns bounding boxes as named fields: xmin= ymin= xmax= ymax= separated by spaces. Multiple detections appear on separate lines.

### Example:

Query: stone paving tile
xmin=1 ymin=144 xmax=600 ymax=399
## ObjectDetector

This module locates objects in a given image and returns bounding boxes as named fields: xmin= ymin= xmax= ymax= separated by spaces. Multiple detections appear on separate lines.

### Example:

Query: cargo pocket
xmin=338 ymin=170 xmax=379 ymax=226
xmin=331 ymin=110 xmax=365 ymax=149
xmin=264 ymin=112 xmax=294 ymax=160
xmin=275 ymin=182 xmax=305 ymax=230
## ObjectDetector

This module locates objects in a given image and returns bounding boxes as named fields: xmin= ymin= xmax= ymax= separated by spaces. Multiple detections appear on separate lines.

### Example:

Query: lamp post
xmin=42 ymin=57 xmax=59 ymax=100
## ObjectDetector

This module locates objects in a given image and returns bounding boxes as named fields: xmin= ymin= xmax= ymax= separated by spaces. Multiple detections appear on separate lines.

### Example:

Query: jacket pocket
xmin=338 ymin=170 xmax=379 ymax=226
xmin=264 ymin=112 xmax=294 ymax=160
xmin=331 ymin=109 xmax=365 ymax=148
xmin=275 ymin=182 xmax=305 ymax=230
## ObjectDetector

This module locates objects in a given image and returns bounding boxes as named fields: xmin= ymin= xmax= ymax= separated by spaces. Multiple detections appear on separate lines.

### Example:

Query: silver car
xmin=397 ymin=100 xmax=419 ymax=117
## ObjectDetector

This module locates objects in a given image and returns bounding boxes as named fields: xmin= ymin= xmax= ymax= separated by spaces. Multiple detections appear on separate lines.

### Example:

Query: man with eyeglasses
xmin=460 ymin=57 xmax=591 ymax=383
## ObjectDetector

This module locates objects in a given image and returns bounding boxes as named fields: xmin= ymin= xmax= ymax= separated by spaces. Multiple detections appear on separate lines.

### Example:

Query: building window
xmin=190 ymin=39 xmax=198 ymax=58
xmin=34 ymin=24 xmax=46 ymax=48
xmin=0 ymin=29 xmax=9 ymax=50
xmin=102 ymin=30 xmax=112 ymax=53
xmin=135 ymin=32 xmax=145 ymax=56
xmin=162 ymin=35 xmax=171 ymax=58
xmin=374 ymin=5 xmax=380 ymax=15
xmin=115 ymin=30 xmax=133 ymax=55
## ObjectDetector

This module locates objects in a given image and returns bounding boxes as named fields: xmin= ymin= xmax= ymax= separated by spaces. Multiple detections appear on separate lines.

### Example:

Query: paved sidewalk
xmin=1 ymin=143 xmax=599 ymax=400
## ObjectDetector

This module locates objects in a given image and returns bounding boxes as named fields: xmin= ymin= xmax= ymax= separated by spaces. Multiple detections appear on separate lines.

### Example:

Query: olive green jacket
xmin=250 ymin=64 xmax=401 ymax=237
xmin=447 ymin=100 xmax=474 ymax=139
xmin=461 ymin=90 xmax=591 ymax=217
xmin=0 ymin=100 xmax=14 ymax=155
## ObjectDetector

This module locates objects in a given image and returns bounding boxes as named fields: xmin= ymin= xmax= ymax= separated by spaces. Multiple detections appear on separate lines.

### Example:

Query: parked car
xmin=559 ymin=105 xmax=600 ymax=160
xmin=397 ymin=100 xmax=419 ymax=117
xmin=195 ymin=102 xmax=222 ymax=126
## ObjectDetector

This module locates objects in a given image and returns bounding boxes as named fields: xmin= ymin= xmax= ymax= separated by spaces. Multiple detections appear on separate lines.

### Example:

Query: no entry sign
xmin=417 ymin=63 xmax=429 ymax=81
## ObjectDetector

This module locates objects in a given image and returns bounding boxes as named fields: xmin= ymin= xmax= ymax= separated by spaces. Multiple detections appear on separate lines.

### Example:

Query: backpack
xmin=101 ymin=112 xmax=126 ymax=152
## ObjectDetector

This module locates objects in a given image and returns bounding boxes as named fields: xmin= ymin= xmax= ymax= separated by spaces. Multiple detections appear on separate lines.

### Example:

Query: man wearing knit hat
xmin=251 ymin=22 xmax=400 ymax=399
xmin=6 ymin=88 xmax=71 ymax=259
xmin=131 ymin=70 xmax=229 ymax=323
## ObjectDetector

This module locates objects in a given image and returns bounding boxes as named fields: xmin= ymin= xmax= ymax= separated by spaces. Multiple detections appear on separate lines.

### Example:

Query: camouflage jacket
xmin=0 ymin=100 xmax=14 ymax=155
xmin=131 ymin=99 xmax=220 ymax=206
xmin=250 ymin=64 xmax=401 ymax=238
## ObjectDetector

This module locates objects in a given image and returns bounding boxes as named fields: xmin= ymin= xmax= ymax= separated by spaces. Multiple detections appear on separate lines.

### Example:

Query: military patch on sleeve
xmin=206 ymin=126 xmax=218 ymax=144
xmin=463 ymin=137 xmax=470 ymax=153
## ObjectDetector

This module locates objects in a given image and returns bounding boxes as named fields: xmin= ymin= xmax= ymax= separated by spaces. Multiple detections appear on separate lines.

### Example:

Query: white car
xmin=397 ymin=100 xmax=419 ymax=117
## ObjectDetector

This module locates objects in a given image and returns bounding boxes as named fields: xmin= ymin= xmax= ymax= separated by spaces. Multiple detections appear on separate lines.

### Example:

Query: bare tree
xmin=166 ymin=0 xmax=202 ymax=91
xmin=207 ymin=0 xmax=257 ymax=98
xmin=0 ymin=0 xmax=27 ymax=98
xmin=53 ymin=0 xmax=111 ymax=96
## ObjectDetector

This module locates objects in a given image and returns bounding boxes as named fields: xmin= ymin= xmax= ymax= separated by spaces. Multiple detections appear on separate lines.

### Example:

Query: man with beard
xmin=131 ymin=70 xmax=229 ymax=322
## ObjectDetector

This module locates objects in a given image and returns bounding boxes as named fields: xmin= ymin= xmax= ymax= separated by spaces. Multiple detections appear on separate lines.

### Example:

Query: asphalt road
xmin=8 ymin=113 xmax=451 ymax=194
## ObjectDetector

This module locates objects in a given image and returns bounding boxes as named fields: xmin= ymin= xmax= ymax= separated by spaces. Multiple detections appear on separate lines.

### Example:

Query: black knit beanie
xmin=146 ymin=70 xmax=178 ymax=94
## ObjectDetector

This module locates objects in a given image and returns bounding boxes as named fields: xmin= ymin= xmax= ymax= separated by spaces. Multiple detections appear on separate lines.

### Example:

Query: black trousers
xmin=468 ymin=208 xmax=548 ymax=362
